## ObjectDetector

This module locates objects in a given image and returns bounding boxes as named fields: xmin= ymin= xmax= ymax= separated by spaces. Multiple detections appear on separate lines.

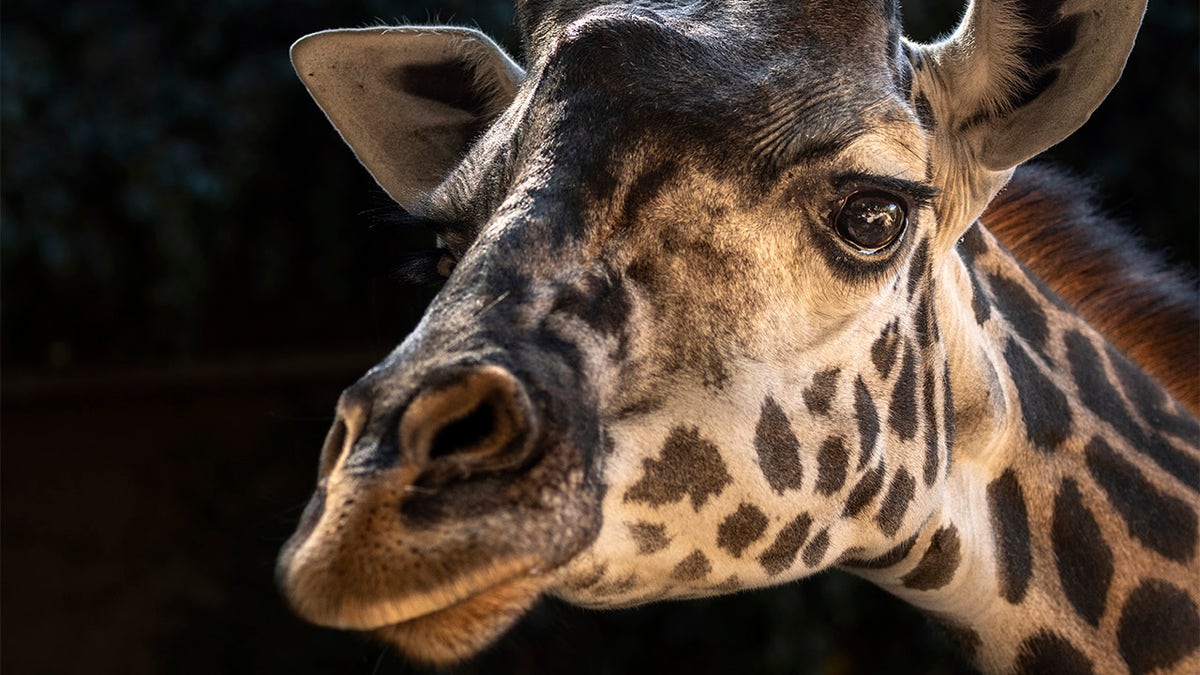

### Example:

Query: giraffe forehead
xmin=433 ymin=27 xmax=920 ymax=227
xmin=839 ymin=126 xmax=930 ymax=180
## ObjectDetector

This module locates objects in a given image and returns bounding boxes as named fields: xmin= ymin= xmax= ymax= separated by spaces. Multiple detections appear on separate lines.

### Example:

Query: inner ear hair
xmin=912 ymin=0 xmax=1146 ymax=172
xmin=291 ymin=27 xmax=525 ymax=209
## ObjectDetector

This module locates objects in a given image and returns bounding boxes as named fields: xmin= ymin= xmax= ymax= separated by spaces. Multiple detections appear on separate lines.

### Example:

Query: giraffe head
xmin=277 ymin=0 xmax=1147 ymax=663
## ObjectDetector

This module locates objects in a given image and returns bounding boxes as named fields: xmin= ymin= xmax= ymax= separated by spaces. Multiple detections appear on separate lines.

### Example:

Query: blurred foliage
xmin=1 ymin=1 xmax=1195 ymax=673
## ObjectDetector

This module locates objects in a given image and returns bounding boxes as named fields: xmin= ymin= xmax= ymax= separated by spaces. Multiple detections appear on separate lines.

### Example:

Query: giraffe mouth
xmin=369 ymin=569 xmax=553 ymax=664
xmin=281 ymin=543 xmax=549 ymax=629
xmin=275 ymin=351 xmax=604 ymax=664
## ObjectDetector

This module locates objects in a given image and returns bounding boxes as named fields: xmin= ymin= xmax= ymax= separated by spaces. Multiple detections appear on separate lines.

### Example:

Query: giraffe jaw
xmin=276 ymin=410 xmax=603 ymax=664
xmin=372 ymin=571 xmax=552 ymax=664
xmin=275 ymin=465 xmax=598 ymax=664
xmin=282 ymin=547 xmax=556 ymax=664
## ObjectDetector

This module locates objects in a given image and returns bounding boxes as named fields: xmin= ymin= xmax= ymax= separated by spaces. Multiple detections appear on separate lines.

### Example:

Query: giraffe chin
xmin=373 ymin=575 xmax=549 ymax=665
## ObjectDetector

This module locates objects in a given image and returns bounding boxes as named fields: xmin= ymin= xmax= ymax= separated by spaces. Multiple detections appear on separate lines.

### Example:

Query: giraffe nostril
xmin=318 ymin=417 xmax=348 ymax=479
xmin=428 ymin=396 xmax=500 ymax=461
xmin=400 ymin=364 xmax=536 ymax=474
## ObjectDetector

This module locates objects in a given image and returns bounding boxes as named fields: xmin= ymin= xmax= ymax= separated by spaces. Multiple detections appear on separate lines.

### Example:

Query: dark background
xmin=2 ymin=1 xmax=1195 ymax=673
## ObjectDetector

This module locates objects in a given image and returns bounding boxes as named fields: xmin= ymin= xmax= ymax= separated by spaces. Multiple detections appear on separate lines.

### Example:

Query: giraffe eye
xmin=833 ymin=191 xmax=908 ymax=253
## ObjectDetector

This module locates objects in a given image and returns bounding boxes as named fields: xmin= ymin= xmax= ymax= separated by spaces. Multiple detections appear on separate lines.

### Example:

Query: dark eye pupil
xmin=835 ymin=192 xmax=906 ymax=252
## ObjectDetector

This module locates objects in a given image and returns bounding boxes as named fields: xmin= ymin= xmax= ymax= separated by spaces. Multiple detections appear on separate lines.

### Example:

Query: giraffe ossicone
xmin=277 ymin=1 xmax=1200 ymax=671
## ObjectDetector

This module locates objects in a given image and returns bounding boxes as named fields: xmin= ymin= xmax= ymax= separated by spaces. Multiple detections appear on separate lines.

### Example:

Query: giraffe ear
xmin=915 ymin=0 xmax=1146 ymax=171
xmin=291 ymin=27 xmax=524 ymax=208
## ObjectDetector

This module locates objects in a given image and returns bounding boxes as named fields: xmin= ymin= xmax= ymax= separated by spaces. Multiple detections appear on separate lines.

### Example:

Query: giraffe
xmin=276 ymin=1 xmax=1200 ymax=672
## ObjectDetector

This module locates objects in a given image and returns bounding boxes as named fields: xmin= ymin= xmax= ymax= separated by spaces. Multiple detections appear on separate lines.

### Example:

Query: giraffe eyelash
xmin=835 ymin=172 xmax=940 ymax=208
xmin=392 ymin=248 xmax=458 ymax=287
xmin=371 ymin=208 xmax=463 ymax=237
xmin=368 ymin=208 xmax=464 ymax=286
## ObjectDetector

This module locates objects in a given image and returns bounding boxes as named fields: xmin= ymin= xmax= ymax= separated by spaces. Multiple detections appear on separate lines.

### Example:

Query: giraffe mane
xmin=980 ymin=164 xmax=1200 ymax=415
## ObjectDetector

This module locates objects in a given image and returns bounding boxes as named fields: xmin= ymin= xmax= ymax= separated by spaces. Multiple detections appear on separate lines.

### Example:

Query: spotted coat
xmin=277 ymin=1 xmax=1200 ymax=672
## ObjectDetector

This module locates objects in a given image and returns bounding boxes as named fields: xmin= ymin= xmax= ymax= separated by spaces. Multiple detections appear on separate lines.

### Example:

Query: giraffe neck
xmin=849 ymin=223 xmax=1200 ymax=672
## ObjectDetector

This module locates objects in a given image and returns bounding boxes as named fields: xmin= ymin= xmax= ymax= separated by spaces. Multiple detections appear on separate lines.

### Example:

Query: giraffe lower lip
xmin=371 ymin=573 xmax=551 ymax=664
xmin=380 ymin=579 xmax=520 ymax=627
xmin=342 ymin=560 xmax=550 ymax=630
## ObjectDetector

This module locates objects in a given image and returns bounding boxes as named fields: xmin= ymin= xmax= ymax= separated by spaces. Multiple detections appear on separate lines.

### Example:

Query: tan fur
xmin=375 ymin=575 xmax=546 ymax=663
xmin=280 ymin=3 xmax=1191 ymax=671
xmin=981 ymin=166 xmax=1200 ymax=415
xmin=927 ymin=0 xmax=1034 ymax=120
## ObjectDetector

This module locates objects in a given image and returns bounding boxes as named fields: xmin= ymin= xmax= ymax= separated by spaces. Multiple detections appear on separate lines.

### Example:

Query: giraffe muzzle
xmin=277 ymin=356 xmax=601 ymax=658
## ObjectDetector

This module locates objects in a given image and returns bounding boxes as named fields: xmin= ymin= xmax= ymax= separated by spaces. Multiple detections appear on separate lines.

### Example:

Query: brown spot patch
xmin=1014 ymin=629 xmax=1095 ymax=675
xmin=842 ymin=463 xmax=887 ymax=517
xmin=1002 ymin=339 xmax=1071 ymax=453
xmin=840 ymin=530 xmax=920 ymax=569
xmin=987 ymin=469 xmax=1032 ymax=603
xmin=906 ymin=238 xmax=929 ymax=299
xmin=627 ymin=520 xmax=671 ymax=555
xmin=671 ymin=550 xmax=712 ymax=582
xmin=854 ymin=376 xmax=880 ymax=469
xmin=922 ymin=370 xmax=940 ymax=485
xmin=592 ymin=573 xmax=641 ymax=597
xmin=802 ymin=528 xmax=831 ymax=567
xmin=754 ymin=397 xmax=804 ymax=494
xmin=915 ymin=289 xmax=939 ymax=350
xmin=624 ymin=426 xmax=733 ymax=511
xmin=1117 ymin=579 xmax=1200 ymax=674
xmin=1051 ymin=478 xmax=1113 ymax=628
xmin=802 ymin=367 xmax=841 ymax=415
xmin=941 ymin=363 xmax=956 ymax=472
xmin=717 ymin=503 xmax=769 ymax=558
xmin=982 ymin=165 xmax=1199 ymax=414
xmin=815 ymin=435 xmax=850 ymax=496
xmin=706 ymin=575 xmax=742 ymax=593
xmin=871 ymin=319 xmax=901 ymax=379
xmin=1084 ymin=436 xmax=1197 ymax=563
xmin=1066 ymin=331 xmax=1198 ymax=491
xmin=900 ymin=525 xmax=960 ymax=591
xmin=758 ymin=513 xmax=813 ymax=576
xmin=887 ymin=344 xmax=919 ymax=441
xmin=989 ymin=272 xmax=1050 ymax=357
xmin=875 ymin=466 xmax=916 ymax=537
xmin=563 ymin=563 xmax=607 ymax=590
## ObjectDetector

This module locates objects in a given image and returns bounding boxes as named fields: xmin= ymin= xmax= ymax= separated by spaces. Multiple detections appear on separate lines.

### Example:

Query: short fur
xmin=982 ymin=165 xmax=1200 ymax=414
xmin=280 ymin=2 xmax=1200 ymax=672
